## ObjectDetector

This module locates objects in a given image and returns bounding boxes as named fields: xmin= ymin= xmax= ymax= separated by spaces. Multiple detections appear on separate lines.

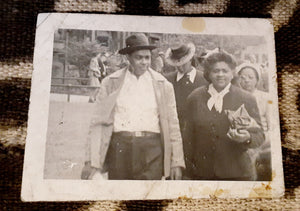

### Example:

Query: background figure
xmin=258 ymin=62 xmax=269 ymax=92
xmin=164 ymin=43 xmax=208 ymax=134
xmin=88 ymin=53 xmax=107 ymax=102
xmin=237 ymin=63 xmax=272 ymax=181
xmin=149 ymin=34 xmax=164 ymax=73
xmin=151 ymin=48 xmax=164 ymax=73
xmin=105 ymin=53 xmax=129 ymax=75
xmin=160 ymin=51 xmax=176 ymax=74
xmin=89 ymin=53 xmax=108 ymax=83
xmin=164 ymin=43 xmax=208 ymax=179
xmin=184 ymin=50 xmax=264 ymax=180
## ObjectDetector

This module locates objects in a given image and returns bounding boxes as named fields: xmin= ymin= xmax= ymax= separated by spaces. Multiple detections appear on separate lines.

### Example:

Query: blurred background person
xmin=160 ymin=50 xmax=176 ymax=74
xmin=88 ymin=52 xmax=107 ymax=85
xmin=164 ymin=43 xmax=208 ymax=134
xmin=184 ymin=50 xmax=264 ymax=181
xmin=164 ymin=43 xmax=208 ymax=179
xmin=105 ymin=53 xmax=128 ymax=75
xmin=149 ymin=34 xmax=164 ymax=73
xmin=151 ymin=47 xmax=164 ymax=73
xmin=237 ymin=63 xmax=272 ymax=180
xmin=88 ymin=52 xmax=106 ymax=102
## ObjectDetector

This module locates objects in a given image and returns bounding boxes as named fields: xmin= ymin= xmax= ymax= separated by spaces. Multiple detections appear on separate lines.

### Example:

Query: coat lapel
xmin=149 ymin=69 xmax=174 ymax=177
xmin=91 ymin=68 xmax=126 ymax=169
xmin=98 ymin=68 xmax=127 ymax=124
xmin=110 ymin=69 xmax=127 ymax=92
xmin=148 ymin=69 xmax=164 ymax=116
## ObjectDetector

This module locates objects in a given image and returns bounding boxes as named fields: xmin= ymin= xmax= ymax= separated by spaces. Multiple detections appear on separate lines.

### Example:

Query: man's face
xmin=127 ymin=50 xmax=151 ymax=76
xmin=176 ymin=60 xmax=192 ymax=74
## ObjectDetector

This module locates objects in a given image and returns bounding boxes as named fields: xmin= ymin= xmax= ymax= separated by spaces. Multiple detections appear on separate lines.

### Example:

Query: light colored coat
xmin=85 ymin=67 xmax=185 ymax=178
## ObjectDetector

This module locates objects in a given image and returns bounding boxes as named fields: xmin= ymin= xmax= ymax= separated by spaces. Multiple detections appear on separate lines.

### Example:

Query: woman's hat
xmin=118 ymin=33 xmax=157 ymax=55
xmin=165 ymin=43 xmax=196 ymax=66
xmin=236 ymin=62 xmax=261 ymax=81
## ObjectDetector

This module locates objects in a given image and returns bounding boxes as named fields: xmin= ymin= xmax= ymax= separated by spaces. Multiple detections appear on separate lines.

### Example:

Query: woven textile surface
xmin=0 ymin=0 xmax=299 ymax=210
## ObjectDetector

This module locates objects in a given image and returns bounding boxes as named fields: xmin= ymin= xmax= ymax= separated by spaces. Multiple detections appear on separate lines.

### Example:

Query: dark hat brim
xmin=119 ymin=45 xmax=157 ymax=55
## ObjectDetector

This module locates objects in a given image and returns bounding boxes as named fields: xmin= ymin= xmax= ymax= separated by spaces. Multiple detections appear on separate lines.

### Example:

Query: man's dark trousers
xmin=106 ymin=133 xmax=163 ymax=180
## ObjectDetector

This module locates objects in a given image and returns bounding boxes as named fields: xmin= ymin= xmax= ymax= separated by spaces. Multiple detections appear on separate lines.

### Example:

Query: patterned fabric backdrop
xmin=0 ymin=0 xmax=299 ymax=210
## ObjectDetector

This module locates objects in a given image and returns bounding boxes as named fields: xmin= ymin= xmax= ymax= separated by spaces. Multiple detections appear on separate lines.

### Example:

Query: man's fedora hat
xmin=165 ymin=43 xmax=196 ymax=66
xmin=119 ymin=33 xmax=157 ymax=55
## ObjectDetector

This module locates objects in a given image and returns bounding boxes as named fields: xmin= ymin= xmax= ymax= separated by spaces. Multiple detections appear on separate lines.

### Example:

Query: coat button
xmin=203 ymin=155 xmax=206 ymax=159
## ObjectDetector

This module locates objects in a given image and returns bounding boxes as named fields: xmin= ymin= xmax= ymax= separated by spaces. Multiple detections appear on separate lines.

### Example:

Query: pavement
xmin=44 ymin=101 xmax=95 ymax=179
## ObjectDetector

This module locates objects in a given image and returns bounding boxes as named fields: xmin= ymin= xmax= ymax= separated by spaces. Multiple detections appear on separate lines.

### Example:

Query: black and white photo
xmin=21 ymin=14 xmax=284 ymax=201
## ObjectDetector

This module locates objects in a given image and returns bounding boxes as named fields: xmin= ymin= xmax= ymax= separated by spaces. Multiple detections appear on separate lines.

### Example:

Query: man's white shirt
xmin=176 ymin=66 xmax=197 ymax=83
xmin=113 ymin=70 xmax=160 ymax=133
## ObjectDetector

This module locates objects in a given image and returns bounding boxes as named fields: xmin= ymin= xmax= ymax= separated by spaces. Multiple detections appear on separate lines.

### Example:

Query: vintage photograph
xmin=21 ymin=14 xmax=284 ymax=201
xmin=45 ymin=29 xmax=272 ymax=181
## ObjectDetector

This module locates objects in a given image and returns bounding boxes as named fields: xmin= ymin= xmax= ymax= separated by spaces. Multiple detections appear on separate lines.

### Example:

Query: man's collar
xmin=109 ymin=66 xmax=165 ymax=83
xmin=176 ymin=67 xmax=197 ymax=83
xmin=125 ymin=67 xmax=152 ymax=80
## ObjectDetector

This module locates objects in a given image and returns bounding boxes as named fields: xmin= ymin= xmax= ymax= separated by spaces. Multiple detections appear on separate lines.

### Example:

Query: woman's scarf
xmin=207 ymin=83 xmax=231 ymax=113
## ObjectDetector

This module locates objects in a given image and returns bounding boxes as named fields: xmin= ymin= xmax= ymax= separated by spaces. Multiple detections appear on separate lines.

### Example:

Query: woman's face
xmin=239 ymin=67 xmax=258 ymax=93
xmin=209 ymin=61 xmax=234 ymax=92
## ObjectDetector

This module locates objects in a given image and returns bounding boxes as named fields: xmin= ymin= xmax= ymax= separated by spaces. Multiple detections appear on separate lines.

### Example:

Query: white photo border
xmin=21 ymin=13 xmax=284 ymax=201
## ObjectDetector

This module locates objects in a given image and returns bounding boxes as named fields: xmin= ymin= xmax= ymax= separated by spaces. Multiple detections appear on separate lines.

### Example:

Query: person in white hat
xmin=236 ymin=62 xmax=271 ymax=181
xmin=82 ymin=33 xmax=185 ymax=180
xmin=164 ymin=43 xmax=208 ymax=134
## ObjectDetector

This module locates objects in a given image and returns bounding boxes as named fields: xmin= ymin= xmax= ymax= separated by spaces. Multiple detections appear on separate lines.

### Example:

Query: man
xmin=164 ymin=43 xmax=208 ymax=133
xmin=149 ymin=34 xmax=164 ymax=73
xmin=82 ymin=33 xmax=185 ymax=180
xmin=151 ymin=48 xmax=164 ymax=73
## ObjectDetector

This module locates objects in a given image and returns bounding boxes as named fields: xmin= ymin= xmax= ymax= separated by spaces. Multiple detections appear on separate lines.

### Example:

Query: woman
xmin=237 ymin=63 xmax=272 ymax=181
xmin=184 ymin=50 xmax=264 ymax=181
xmin=237 ymin=63 xmax=270 ymax=132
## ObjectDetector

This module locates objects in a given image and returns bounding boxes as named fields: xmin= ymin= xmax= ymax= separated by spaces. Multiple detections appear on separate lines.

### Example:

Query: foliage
xmin=66 ymin=38 xmax=108 ymax=78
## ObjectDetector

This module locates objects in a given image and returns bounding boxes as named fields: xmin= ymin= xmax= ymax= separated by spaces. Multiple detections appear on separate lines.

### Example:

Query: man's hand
xmin=81 ymin=161 xmax=95 ymax=180
xmin=170 ymin=167 xmax=183 ymax=180
xmin=227 ymin=129 xmax=251 ymax=143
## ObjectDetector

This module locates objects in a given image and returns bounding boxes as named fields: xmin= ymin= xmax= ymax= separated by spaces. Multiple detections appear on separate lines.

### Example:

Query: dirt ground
xmin=44 ymin=101 xmax=94 ymax=179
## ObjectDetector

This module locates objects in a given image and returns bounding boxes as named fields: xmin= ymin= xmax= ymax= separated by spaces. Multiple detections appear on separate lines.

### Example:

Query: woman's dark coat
xmin=184 ymin=84 xmax=264 ymax=180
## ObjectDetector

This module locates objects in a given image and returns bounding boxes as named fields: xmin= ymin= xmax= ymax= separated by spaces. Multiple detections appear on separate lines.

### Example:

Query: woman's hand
xmin=227 ymin=128 xmax=251 ymax=143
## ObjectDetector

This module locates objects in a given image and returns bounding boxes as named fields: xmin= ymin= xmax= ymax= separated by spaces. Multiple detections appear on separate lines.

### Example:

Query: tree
xmin=66 ymin=38 xmax=108 ymax=81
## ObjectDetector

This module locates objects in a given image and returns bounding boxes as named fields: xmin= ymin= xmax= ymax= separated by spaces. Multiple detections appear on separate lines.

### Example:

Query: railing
xmin=51 ymin=77 xmax=100 ymax=102
xmin=51 ymin=77 xmax=91 ymax=81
